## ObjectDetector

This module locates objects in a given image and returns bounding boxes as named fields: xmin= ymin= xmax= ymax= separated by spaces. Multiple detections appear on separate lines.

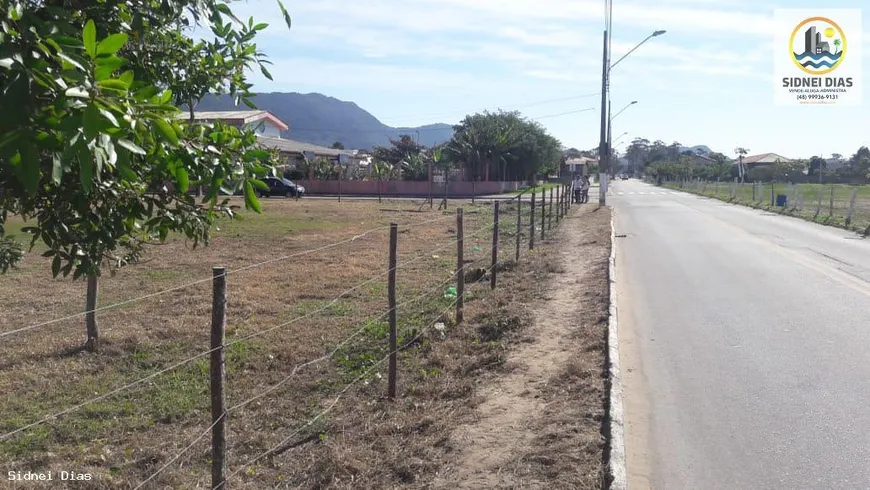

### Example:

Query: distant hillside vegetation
xmin=193 ymin=92 xmax=454 ymax=150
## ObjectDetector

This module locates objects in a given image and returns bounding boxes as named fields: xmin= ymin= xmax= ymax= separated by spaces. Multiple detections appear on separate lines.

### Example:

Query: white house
xmin=180 ymin=110 xmax=289 ymax=138
xmin=565 ymin=156 xmax=596 ymax=176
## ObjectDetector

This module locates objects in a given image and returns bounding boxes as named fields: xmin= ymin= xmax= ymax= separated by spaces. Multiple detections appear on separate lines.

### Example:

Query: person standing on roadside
xmin=581 ymin=175 xmax=591 ymax=203
xmin=573 ymin=175 xmax=583 ymax=203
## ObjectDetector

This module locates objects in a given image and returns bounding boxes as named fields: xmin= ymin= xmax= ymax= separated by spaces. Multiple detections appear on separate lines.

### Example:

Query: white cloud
xmin=212 ymin=0 xmax=786 ymax=98
xmin=250 ymin=58 xmax=477 ymax=92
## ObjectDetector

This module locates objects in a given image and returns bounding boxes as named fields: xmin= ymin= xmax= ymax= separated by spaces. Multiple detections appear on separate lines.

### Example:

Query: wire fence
xmin=660 ymin=179 xmax=870 ymax=234
xmin=0 ymin=185 xmax=576 ymax=488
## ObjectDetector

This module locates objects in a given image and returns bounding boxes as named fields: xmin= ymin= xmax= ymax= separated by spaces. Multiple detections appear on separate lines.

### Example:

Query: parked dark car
xmin=258 ymin=177 xmax=305 ymax=198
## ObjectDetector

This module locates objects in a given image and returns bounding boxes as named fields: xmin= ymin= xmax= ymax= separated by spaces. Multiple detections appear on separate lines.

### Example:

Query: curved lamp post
xmin=599 ymin=29 xmax=665 ymax=204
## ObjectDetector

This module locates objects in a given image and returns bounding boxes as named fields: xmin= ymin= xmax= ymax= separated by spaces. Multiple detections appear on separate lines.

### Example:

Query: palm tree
xmin=734 ymin=147 xmax=749 ymax=183
xmin=370 ymin=161 xmax=393 ymax=203
xmin=833 ymin=38 xmax=841 ymax=54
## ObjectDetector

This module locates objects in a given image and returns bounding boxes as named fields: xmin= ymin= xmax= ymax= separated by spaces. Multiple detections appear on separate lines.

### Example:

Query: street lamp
xmin=612 ymin=101 xmax=637 ymax=121
xmin=606 ymin=102 xmax=636 ymax=179
xmin=598 ymin=28 xmax=665 ymax=204
xmin=610 ymin=30 xmax=667 ymax=70
xmin=613 ymin=132 xmax=629 ymax=145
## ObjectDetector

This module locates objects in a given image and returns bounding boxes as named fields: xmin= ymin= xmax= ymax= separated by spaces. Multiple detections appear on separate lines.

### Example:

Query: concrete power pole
xmin=598 ymin=29 xmax=609 ymax=205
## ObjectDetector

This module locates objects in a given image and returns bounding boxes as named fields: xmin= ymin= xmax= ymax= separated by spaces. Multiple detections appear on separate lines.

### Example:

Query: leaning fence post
xmin=548 ymin=188 xmax=554 ymax=231
xmin=387 ymin=223 xmax=398 ymax=399
xmin=540 ymin=190 xmax=546 ymax=242
xmin=491 ymin=201 xmax=499 ymax=290
xmin=845 ymin=188 xmax=859 ymax=227
xmin=515 ymin=198 xmax=521 ymax=263
xmin=210 ymin=267 xmax=228 ymax=490
xmin=829 ymin=186 xmax=835 ymax=217
xmin=456 ymin=210 xmax=464 ymax=325
xmin=529 ymin=190 xmax=536 ymax=250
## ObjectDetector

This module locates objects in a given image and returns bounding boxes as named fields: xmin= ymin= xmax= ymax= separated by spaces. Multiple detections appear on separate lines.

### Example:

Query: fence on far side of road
xmin=662 ymin=180 xmax=870 ymax=235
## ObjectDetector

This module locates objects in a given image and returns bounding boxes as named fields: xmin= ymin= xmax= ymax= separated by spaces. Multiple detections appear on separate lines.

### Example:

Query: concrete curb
xmin=607 ymin=214 xmax=627 ymax=490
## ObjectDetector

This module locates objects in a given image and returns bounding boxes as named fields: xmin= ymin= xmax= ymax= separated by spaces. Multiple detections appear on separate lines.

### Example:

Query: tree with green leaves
xmin=330 ymin=141 xmax=345 ymax=150
xmin=369 ymin=161 xmax=395 ymax=203
xmin=371 ymin=135 xmax=424 ymax=171
xmin=0 ymin=0 xmax=291 ymax=350
xmin=446 ymin=110 xmax=561 ymax=182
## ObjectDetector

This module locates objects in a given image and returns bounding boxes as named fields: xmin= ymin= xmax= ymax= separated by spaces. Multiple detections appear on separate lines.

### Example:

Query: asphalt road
xmin=612 ymin=179 xmax=870 ymax=490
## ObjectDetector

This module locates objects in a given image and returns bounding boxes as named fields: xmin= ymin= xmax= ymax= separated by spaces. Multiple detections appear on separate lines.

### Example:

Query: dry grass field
xmin=0 ymin=196 xmax=611 ymax=489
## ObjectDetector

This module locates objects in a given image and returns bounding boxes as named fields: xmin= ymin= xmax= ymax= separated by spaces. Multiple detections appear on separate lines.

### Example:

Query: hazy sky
xmin=223 ymin=0 xmax=869 ymax=159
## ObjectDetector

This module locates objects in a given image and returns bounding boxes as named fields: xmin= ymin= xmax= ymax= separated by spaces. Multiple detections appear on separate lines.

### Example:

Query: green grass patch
xmin=333 ymin=293 xmax=455 ymax=383
xmin=213 ymin=210 xmax=340 ymax=238
xmin=510 ymin=183 xmax=562 ymax=195
xmin=0 ymin=338 xmax=258 ymax=459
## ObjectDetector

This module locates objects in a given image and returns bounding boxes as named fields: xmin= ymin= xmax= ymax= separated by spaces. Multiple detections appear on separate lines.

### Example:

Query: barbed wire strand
xmin=214 ymin=256 xmax=506 ymax=489
xmin=132 ymin=415 xmax=224 ymax=490
xmin=226 ymin=252 xmax=491 ymax=414
xmin=0 ymin=219 xmax=495 ymax=442
xmin=0 ymin=212 xmax=460 ymax=340
xmin=130 ymin=253 xmax=495 ymax=487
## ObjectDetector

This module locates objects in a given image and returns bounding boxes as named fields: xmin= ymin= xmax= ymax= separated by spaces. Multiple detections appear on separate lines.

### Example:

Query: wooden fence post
xmin=529 ymin=190 xmax=536 ymax=250
xmin=85 ymin=275 xmax=99 ymax=351
xmin=515 ymin=198 xmax=521 ymax=263
xmin=770 ymin=182 xmax=775 ymax=207
xmin=387 ymin=224 xmax=398 ymax=399
xmin=456 ymin=210 xmax=464 ymax=325
xmin=828 ymin=186 xmax=835 ymax=217
xmin=210 ymin=267 xmax=228 ymax=490
xmin=556 ymin=186 xmax=561 ymax=222
xmin=752 ymin=182 xmax=756 ymax=201
xmin=540 ymin=190 xmax=546 ymax=242
xmin=548 ymin=188 xmax=554 ymax=231
xmin=491 ymin=201 xmax=499 ymax=290
xmin=797 ymin=184 xmax=804 ymax=211
xmin=845 ymin=188 xmax=859 ymax=227
xmin=564 ymin=182 xmax=569 ymax=214
xmin=814 ymin=186 xmax=823 ymax=218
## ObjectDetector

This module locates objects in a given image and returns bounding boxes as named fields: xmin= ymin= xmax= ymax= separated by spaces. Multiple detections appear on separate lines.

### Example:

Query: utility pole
xmin=606 ymin=103 xmax=612 ymax=179
xmin=598 ymin=29 xmax=609 ymax=205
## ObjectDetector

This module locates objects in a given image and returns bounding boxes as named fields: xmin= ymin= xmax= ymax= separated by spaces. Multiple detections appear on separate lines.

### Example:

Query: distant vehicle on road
xmin=620 ymin=174 xmax=630 ymax=180
xmin=259 ymin=177 xmax=305 ymax=198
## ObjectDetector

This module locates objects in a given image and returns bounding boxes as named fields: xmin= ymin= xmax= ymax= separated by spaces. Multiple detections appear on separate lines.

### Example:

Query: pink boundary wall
xmin=302 ymin=180 xmax=525 ymax=197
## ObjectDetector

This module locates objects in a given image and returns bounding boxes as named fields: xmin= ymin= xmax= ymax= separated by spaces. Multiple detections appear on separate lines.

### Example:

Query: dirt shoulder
xmin=428 ymin=204 xmax=612 ymax=489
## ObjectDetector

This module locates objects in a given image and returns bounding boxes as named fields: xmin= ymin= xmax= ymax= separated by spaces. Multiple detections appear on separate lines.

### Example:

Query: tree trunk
xmin=85 ymin=274 xmax=99 ymax=351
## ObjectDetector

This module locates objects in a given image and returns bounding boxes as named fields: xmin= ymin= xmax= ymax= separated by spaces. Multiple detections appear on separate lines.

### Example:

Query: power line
xmin=376 ymin=92 xmax=601 ymax=125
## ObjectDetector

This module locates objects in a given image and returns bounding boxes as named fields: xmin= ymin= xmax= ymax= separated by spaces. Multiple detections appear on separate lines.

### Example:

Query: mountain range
xmin=193 ymin=92 xmax=454 ymax=150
